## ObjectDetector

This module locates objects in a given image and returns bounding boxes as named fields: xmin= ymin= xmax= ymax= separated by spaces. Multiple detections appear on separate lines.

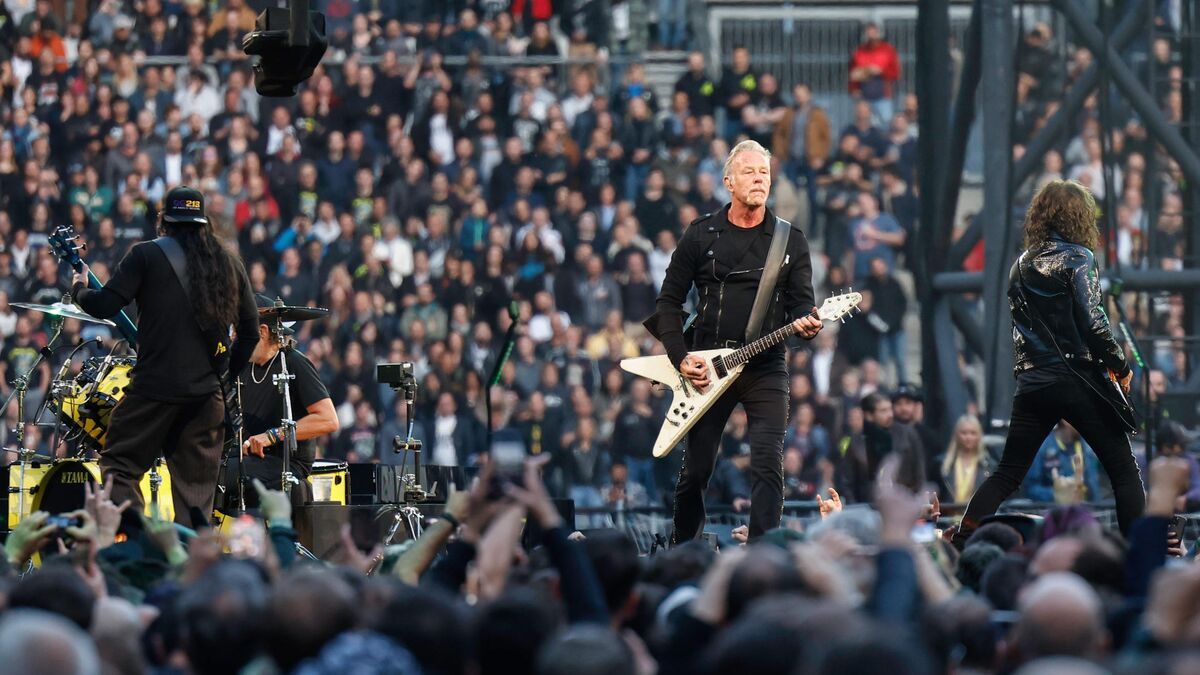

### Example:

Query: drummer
xmin=224 ymin=294 xmax=338 ymax=510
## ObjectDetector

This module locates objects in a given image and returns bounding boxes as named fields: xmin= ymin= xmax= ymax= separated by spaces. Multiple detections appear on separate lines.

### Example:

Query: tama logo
xmin=61 ymin=472 xmax=89 ymax=484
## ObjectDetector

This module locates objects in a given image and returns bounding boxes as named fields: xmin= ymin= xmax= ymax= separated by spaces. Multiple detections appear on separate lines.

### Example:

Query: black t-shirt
xmin=239 ymin=348 xmax=329 ymax=475
xmin=75 ymin=241 xmax=259 ymax=402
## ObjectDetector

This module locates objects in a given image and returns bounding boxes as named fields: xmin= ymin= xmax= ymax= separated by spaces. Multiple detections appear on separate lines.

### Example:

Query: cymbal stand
xmin=1 ymin=317 xmax=64 ymax=520
xmin=270 ymin=316 xmax=299 ymax=494
xmin=148 ymin=457 xmax=163 ymax=515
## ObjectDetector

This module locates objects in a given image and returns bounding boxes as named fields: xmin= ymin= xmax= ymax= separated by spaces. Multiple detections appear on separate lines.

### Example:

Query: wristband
xmin=440 ymin=512 xmax=460 ymax=530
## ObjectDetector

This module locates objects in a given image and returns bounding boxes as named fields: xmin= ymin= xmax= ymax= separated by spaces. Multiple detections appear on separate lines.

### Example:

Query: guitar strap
xmin=1014 ymin=253 xmax=1138 ymax=433
xmin=151 ymin=237 xmax=238 ymax=419
xmin=744 ymin=216 xmax=791 ymax=344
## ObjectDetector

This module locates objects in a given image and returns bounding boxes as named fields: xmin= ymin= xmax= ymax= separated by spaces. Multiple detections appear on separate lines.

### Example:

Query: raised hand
xmin=816 ymin=487 xmax=843 ymax=519
xmin=504 ymin=454 xmax=562 ymax=529
xmin=4 ymin=511 xmax=58 ymax=567
xmin=142 ymin=511 xmax=186 ymax=566
xmin=252 ymin=478 xmax=292 ymax=528
xmin=86 ymin=476 xmax=131 ymax=549
xmin=331 ymin=523 xmax=384 ymax=576
xmin=875 ymin=456 xmax=929 ymax=547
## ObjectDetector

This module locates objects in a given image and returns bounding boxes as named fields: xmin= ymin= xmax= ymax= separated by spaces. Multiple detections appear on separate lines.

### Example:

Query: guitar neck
xmin=724 ymin=323 xmax=799 ymax=369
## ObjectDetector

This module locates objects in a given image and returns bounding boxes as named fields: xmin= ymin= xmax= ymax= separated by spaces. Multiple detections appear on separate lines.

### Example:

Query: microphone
xmin=54 ymin=337 xmax=102 ymax=382
xmin=508 ymin=301 xmax=519 ymax=320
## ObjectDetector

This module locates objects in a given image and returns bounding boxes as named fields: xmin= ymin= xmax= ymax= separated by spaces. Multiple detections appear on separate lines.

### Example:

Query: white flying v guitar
xmin=621 ymin=292 xmax=863 ymax=458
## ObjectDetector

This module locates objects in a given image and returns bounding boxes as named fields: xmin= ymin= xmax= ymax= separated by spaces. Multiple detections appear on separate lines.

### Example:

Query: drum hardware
xmin=259 ymin=298 xmax=330 ymax=496
xmin=1 ymin=309 xmax=66 ymax=520
xmin=215 ymin=376 xmax=248 ymax=517
xmin=10 ymin=300 xmax=118 ymax=327
xmin=148 ymin=458 xmax=164 ymax=516
xmin=42 ymin=336 xmax=104 ymax=458
xmin=369 ymin=503 xmax=425 ymax=575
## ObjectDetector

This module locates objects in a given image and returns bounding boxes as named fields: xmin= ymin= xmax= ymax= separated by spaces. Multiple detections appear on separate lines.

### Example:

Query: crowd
xmin=0 ymin=0 xmax=1194 ymax=517
xmin=0 ymin=1 xmax=1199 ymax=674
xmin=2 ymin=442 xmax=1200 ymax=675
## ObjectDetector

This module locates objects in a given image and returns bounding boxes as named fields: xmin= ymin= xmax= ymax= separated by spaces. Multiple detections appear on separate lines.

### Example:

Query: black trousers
xmin=99 ymin=390 xmax=225 ymax=529
xmin=960 ymin=379 xmax=1146 ymax=535
xmin=673 ymin=361 xmax=788 ymax=543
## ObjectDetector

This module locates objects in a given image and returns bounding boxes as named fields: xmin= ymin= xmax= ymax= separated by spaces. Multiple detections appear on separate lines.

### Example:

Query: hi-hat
xmin=11 ymin=301 xmax=116 ymax=326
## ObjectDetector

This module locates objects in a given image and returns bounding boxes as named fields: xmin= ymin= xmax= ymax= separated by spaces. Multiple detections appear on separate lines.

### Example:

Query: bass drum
xmin=6 ymin=459 xmax=175 ymax=531
xmin=58 ymin=357 xmax=135 ymax=449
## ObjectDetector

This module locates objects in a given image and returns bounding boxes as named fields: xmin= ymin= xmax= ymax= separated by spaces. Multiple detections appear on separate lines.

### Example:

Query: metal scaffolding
xmin=915 ymin=0 xmax=1200 ymax=451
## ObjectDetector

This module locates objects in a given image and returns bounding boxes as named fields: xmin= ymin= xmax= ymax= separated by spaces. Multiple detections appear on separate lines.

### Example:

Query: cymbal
xmin=258 ymin=304 xmax=330 ymax=322
xmin=11 ymin=301 xmax=117 ymax=326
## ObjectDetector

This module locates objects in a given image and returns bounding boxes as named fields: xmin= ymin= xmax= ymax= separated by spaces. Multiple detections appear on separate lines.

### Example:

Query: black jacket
xmin=649 ymin=205 xmax=816 ymax=369
xmin=1010 ymin=235 xmax=1129 ymax=378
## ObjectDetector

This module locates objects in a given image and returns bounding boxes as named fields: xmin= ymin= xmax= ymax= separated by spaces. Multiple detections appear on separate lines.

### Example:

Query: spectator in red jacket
xmin=849 ymin=22 xmax=901 ymax=125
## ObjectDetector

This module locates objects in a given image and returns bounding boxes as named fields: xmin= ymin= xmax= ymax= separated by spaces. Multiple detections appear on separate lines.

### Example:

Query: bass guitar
xmin=47 ymin=226 xmax=140 ymax=349
xmin=621 ymin=292 xmax=862 ymax=458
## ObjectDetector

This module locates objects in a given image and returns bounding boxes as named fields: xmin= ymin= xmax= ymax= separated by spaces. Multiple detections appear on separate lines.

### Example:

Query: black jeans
xmin=960 ymin=379 xmax=1146 ymax=535
xmin=672 ymin=361 xmax=788 ymax=543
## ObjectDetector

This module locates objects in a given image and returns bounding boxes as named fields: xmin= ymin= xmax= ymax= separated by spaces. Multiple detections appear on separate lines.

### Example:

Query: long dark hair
xmin=1022 ymin=179 xmax=1100 ymax=251
xmin=160 ymin=221 xmax=240 ymax=328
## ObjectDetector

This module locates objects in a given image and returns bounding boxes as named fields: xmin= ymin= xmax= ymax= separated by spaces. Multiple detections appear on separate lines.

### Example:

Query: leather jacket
xmin=1009 ymin=234 xmax=1129 ymax=377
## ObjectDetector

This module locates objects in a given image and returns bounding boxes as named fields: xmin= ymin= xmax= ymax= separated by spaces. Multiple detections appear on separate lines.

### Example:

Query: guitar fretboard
xmin=723 ymin=323 xmax=799 ymax=369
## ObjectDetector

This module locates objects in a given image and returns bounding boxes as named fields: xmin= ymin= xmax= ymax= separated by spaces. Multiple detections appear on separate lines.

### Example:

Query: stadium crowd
xmin=0 ymin=1 xmax=1199 ymax=675
xmin=0 ymin=1 xmax=1195 ymax=513
xmin=1 ymin=438 xmax=1200 ymax=675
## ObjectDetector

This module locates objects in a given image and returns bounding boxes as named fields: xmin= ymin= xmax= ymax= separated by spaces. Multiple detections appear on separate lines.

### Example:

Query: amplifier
xmin=295 ymin=503 xmax=446 ymax=559
xmin=347 ymin=464 xmax=403 ymax=504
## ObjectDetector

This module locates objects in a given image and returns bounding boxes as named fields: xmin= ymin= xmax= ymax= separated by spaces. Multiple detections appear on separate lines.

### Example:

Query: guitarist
xmin=650 ymin=140 xmax=823 ymax=543
xmin=70 ymin=186 xmax=259 ymax=528
xmin=954 ymin=179 xmax=1143 ymax=543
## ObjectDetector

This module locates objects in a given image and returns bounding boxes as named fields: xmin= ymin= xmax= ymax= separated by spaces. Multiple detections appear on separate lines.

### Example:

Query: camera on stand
xmin=377 ymin=362 xmax=424 ymax=502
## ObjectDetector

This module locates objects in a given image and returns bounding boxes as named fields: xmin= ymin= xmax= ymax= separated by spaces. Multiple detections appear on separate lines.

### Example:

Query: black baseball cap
xmin=162 ymin=185 xmax=208 ymax=224
xmin=891 ymin=384 xmax=924 ymax=403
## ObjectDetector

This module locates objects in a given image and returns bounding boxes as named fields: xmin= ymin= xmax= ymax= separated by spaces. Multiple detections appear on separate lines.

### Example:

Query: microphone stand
xmin=1108 ymin=286 xmax=1154 ymax=459
xmin=271 ymin=316 xmax=299 ymax=495
xmin=391 ymin=377 xmax=424 ymax=502
xmin=484 ymin=303 xmax=521 ymax=453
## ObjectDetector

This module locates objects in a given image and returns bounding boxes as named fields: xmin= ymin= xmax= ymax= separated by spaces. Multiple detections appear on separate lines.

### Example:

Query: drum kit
xmin=0 ymin=297 xmax=171 ymax=530
xmin=1 ymin=297 xmax=340 ymax=535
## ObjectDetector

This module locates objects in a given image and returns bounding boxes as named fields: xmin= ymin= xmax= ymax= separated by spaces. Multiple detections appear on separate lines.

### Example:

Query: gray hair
xmin=0 ymin=609 xmax=101 ymax=675
xmin=723 ymin=139 xmax=772 ymax=178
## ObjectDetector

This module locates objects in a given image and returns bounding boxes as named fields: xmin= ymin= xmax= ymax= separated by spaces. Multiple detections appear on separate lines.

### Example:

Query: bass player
xmin=648 ymin=140 xmax=822 ymax=543
xmin=71 ymin=186 xmax=259 ymax=528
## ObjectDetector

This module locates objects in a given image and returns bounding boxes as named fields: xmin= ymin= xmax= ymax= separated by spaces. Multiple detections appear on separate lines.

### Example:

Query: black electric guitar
xmin=47 ymin=226 xmax=139 ymax=348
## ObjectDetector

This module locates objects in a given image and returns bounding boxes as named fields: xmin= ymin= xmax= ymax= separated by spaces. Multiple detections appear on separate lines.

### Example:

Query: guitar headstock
xmin=816 ymin=291 xmax=863 ymax=322
xmin=48 ymin=226 xmax=85 ymax=272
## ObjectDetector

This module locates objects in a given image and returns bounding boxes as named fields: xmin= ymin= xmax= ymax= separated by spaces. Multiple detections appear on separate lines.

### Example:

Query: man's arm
xmin=1068 ymin=249 xmax=1129 ymax=376
xmin=651 ymin=225 xmax=700 ymax=369
xmin=784 ymin=227 xmax=818 ymax=331
xmin=72 ymin=246 xmax=142 ymax=318
xmin=296 ymin=398 xmax=339 ymax=440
